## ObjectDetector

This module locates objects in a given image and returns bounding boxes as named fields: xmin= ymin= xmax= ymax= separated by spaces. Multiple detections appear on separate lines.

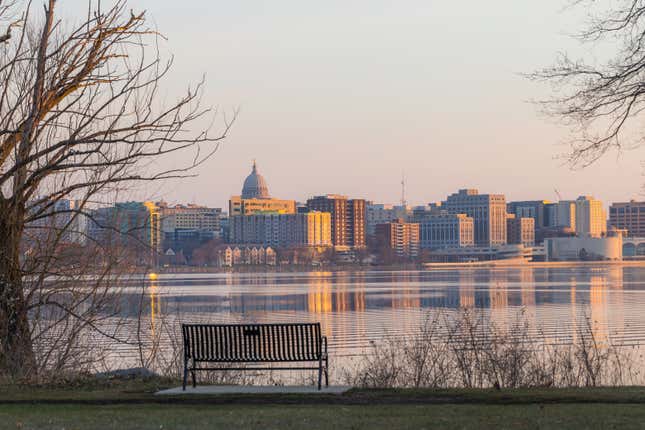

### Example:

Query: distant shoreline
xmin=148 ymin=260 xmax=645 ymax=275
xmin=423 ymin=260 xmax=645 ymax=269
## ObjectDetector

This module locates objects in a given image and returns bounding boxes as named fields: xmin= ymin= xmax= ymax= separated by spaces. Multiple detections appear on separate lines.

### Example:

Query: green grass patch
xmin=2 ymin=403 xmax=645 ymax=430
xmin=4 ymin=379 xmax=645 ymax=429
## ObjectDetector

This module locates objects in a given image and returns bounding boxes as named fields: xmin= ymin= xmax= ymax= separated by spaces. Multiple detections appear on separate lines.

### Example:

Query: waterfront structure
xmin=609 ymin=200 xmax=645 ymax=237
xmin=229 ymin=212 xmax=331 ymax=248
xmin=545 ymin=236 xmax=622 ymax=261
xmin=575 ymin=195 xmax=607 ymax=238
xmin=366 ymin=203 xmax=410 ymax=235
xmin=506 ymin=214 xmax=535 ymax=247
xmin=441 ymin=189 xmax=507 ymax=247
xmin=218 ymin=245 xmax=276 ymax=267
xmin=374 ymin=219 xmax=420 ymax=257
xmin=419 ymin=213 xmax=474 ymax=249
xmin=229 ymin=162 xmax=296 ymax=215
xmin=306 ymin=195 xmax=366 ymax=248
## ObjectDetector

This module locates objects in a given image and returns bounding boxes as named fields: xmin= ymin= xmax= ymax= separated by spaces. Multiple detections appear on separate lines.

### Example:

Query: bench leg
xmin=318 ymin=361 xmax=323 ymax=390
xmin=182 ymin=361 xmax=188 ymax=391
xmin=324 ymin=358 xmax=329 ymax=387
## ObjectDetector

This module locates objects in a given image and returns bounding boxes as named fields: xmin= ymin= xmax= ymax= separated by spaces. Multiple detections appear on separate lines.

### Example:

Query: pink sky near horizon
xmin=61 ymin=1 xmax=645 ymax=209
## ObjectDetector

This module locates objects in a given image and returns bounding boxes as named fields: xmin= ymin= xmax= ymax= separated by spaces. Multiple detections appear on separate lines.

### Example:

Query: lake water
xmin=103 ymin=264 xmax=645 ymax=370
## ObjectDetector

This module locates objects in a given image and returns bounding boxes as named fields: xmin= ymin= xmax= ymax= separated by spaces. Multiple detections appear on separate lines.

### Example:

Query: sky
xmin=62 ymin=1 xmax=645 ymax=208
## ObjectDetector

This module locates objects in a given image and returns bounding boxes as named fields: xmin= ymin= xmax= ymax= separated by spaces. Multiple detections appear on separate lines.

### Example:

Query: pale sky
xmin=62 ymin=1 xmax=645 ymax=209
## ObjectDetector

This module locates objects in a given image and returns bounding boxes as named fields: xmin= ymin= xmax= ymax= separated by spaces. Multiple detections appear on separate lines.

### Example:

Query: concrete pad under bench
xmin=155 ymin=385 xmax=352 ymax=396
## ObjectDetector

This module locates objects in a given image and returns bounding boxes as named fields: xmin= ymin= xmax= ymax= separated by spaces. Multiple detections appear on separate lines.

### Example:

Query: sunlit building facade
xmin=374 ymin=219 xmax=420 ymax=257
xmin=306 ymin=195 xmax=366 ymax=248
xmin=419 ymin=213 xmax=474 ymax=249
xmin=442 ymin=189 xmax=507 ymax=247
xmin=506 ymin=214 xmax=535 ymax=247
xmin=575 ymin=195 xmax=607 ymax=238
xmin=609 ymin=200 xmax=645 ymax=237
xmin=229 ymin=212 xmax=331 ymax=248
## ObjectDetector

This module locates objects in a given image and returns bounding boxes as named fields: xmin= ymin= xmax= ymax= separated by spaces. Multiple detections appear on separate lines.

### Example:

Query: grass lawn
xmin=3 ymin=403 xmax=645 ymax=430
xmin=3 ymin=379 xmax=645 ymax=429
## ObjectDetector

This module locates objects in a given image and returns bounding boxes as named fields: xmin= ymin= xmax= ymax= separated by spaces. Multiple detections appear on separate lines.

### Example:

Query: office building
xmin=554 ymin=200 xmax=576 ymax=230
xmin=306 ymin=195 xmax=366 ymax=248
xmin=158 ymin=202 xmax=222 ymax=252
xmin=26 ymin=198 xmax=88 ymax=245
xmin=374 ymin=219 xmax=420 ymax=257
xmin=575 ymin=196 xmax=607 ymax=238
xmin=609 ymin=201 xmax=645 ymax=237
xmin=507 ymin=200 xmax=552 ymax=230
xmin=506 ymin=214 xmax=535 ymax=247
xmin=87 ymin=201 xmax=161 ymax=263
xmin=441 ymin=189 xmax=507 ymax=247
xmin=229 ymin=212 xmax=331 ymax=248
xmin=419 ymin=213 xmax=475 ymax=249
xmin=366 ymin=203 xmax=410 ymax=235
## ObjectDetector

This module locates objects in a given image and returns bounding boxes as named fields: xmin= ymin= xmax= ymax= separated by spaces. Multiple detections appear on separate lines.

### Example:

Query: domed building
xmin=229 ymin=161 xmax=296 ymax=216
xmin=241 ymin=161 xmax=270 ymax=199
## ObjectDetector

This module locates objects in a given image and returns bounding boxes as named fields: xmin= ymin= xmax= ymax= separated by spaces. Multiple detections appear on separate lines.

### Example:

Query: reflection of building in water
xmin=308 ymin=279 xmax=333 ymax=313
xmin=589 ymin=275 xmax=608 ymax=344
xmin=458 ymin=270 xmax=476 ymax=308
xmin=489 ymin=270 xmax=509 ymax=329
xmin=607 ymin=267 xmax=625 ymax=341
xmin=570 ymin=279 xmax=578 ymax=344
xmin=519 ymin=267 xmax=536 ymax=307
xmin=391 ymin=271 xmax=420 ymax=309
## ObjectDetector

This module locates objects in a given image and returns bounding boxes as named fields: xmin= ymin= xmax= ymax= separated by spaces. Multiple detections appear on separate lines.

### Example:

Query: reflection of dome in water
xmin=241 ymin=161 xmax=270 ymax=199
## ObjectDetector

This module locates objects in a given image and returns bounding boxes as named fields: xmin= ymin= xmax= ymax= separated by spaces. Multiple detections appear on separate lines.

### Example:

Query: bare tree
xmin=531 ymin=0 xmax=645 ymax=165
xmin=0 ymin=0 xmax=232 ymax=379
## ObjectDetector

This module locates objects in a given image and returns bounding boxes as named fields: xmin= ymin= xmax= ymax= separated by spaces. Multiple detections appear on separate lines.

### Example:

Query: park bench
xmin=182 ymin=322 xmax=329 ymax=390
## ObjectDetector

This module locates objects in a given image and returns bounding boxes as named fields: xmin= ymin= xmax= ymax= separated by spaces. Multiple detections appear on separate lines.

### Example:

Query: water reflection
xmin=109 ymin=266 xmax=645 ymax=359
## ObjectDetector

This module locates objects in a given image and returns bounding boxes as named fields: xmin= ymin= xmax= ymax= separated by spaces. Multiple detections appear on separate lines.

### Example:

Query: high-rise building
xmin=507 ymin=200 xmax=553 ymax=230
xmin=157 ymin=202 xmax=222 ymax=252
xmin=609 ymin=201 xmax=645 ymax=237
xmin=554 ymin=201 xmax=576 ymax=229
xmin=26 ymin=198 xmax=88 ymax=245
xmin=441 ymin=189 xmax=507 ymax=247
xmin=229 ymin=212 xmax=331 ymax=248
xmin=575 ymin=196 xmax=607 ymax=238
xmin=366 ymin=203 xmax=410 ymax=235
xmin=229 ymin=162 xmax=296 ymax=215
xmin=419 ymin=213 xmax=474 ymax=249
xmin=306 ymin=195 xmax=366 ymax=248
xmin=374 ymin=219 xmax=420 ymax=258
xmin=87 ymin=201 xmax=161 ymax=264
xmin=506 ymin=214 xmax=535 ymax=247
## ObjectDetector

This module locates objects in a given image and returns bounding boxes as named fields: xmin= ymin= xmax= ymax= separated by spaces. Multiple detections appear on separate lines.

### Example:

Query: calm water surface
xmin=106 ymin=265 xmax=645 ymax=366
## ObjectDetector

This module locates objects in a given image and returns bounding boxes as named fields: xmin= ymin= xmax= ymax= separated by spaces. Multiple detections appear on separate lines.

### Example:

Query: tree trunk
xmin=0 ymin=200 xmax=35 ymax=379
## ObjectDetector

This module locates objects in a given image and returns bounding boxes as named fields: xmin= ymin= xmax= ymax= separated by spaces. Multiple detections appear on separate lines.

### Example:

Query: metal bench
xmin=182 ymin=323 xmax=329 ymax=390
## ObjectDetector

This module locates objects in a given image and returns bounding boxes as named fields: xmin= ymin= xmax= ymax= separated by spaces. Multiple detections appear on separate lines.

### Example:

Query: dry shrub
xmin=345 ymin=308 xmax=640 ymax=389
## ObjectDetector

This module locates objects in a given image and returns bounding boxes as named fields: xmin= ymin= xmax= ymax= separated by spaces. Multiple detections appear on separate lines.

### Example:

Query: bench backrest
xmin=182 ymin=323 xmax=323 ymax=362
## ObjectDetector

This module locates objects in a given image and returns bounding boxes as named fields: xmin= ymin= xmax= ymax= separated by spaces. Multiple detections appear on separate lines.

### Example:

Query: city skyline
xmin=146 ymin=160 xmax=637 ymax=212
xmin=56 ymin=0 xmax=644 ymax=209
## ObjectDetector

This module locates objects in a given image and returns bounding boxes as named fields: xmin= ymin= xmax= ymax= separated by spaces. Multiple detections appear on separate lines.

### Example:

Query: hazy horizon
xmin=63 ymin=1 xmax=645 ymax=209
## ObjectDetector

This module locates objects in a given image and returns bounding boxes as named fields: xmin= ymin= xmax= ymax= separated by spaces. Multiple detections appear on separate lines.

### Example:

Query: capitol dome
xmin=241 ymin=161 xmax=270 ymax=199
